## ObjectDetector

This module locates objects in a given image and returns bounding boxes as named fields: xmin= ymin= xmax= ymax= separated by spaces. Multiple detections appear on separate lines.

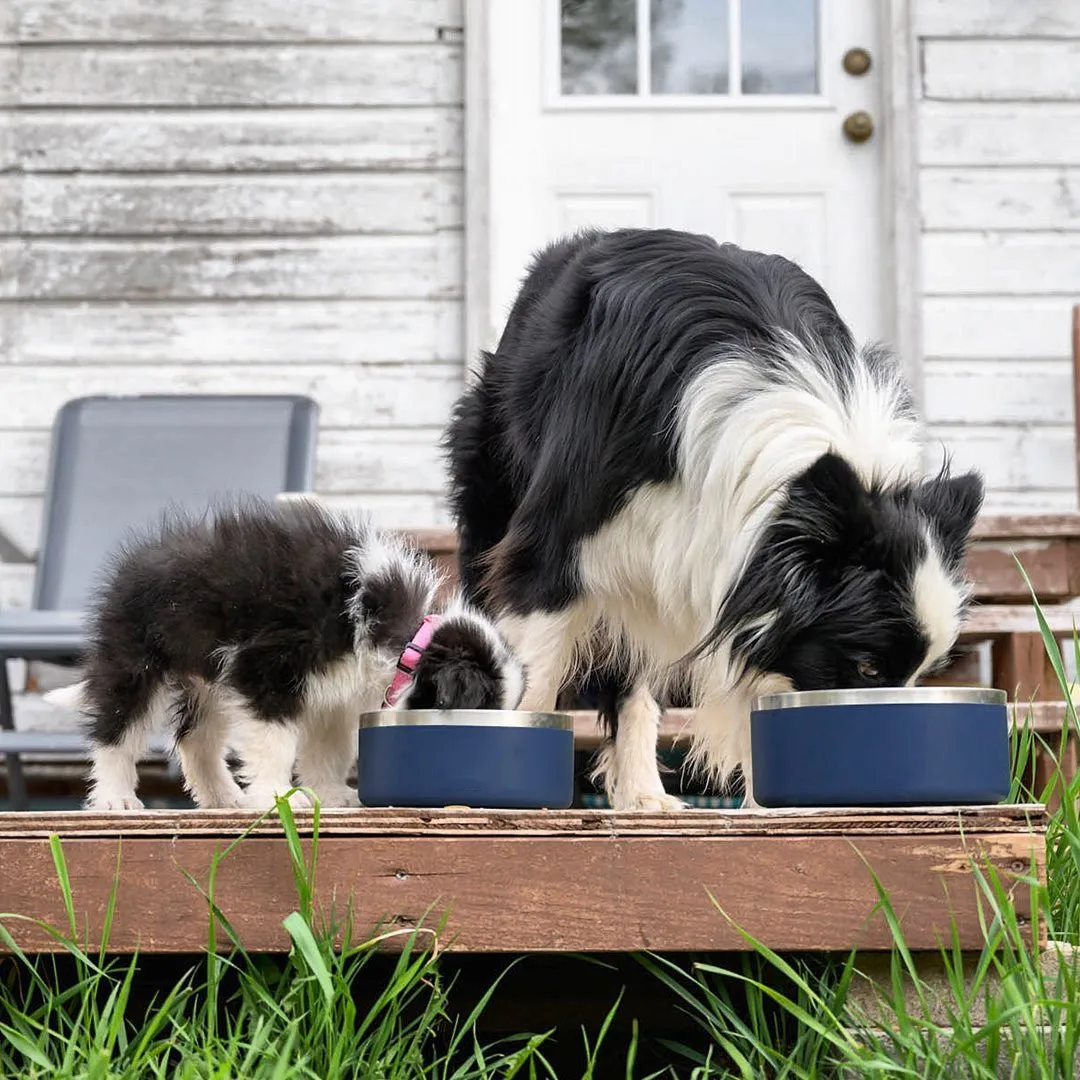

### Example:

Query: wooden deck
xmin=0 ymin=805 xmax=1046 ymax=955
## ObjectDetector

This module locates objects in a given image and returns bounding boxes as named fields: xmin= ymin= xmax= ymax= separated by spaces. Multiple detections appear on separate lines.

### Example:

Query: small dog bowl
xmin=750 ymin=687 xmax=1010 ymax=808
xmin=357 ymin=710 xmax=575 ymax=809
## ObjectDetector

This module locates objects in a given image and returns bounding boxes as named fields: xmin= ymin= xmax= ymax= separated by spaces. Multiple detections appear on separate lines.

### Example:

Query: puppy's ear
xmin=351 ymin=537 xmax=437 ymax=653
xmin=411 ymin=658 xmax=500 ymax=711
xmin=913 ymin=469 xmax=984 ymax=569
xmin=438 ymin=660 xmax=500 ymax=710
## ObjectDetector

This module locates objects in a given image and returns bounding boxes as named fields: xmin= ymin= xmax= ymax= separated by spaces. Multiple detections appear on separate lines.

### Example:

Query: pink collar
xmin=383 ymin=614 xmax=442 ymax=708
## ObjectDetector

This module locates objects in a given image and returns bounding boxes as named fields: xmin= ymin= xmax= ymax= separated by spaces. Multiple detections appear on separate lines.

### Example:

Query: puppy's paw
xmin=310 ymin=784 xmax=362 ymax=809
xmin=611 ymin=791 xmax=687 ymax=812
xmin=85 ymin=791 xmax=145 ymax=812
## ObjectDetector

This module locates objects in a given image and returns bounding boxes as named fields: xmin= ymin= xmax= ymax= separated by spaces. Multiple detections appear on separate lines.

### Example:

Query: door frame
xmin=462 ymin=0 xmax=923 ymax=401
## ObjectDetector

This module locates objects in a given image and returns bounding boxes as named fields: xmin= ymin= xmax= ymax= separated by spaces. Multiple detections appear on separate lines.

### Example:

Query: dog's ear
xmin=912 ymin=469 xmax=984 ymax=569
xmin=698 ymin=454 xmax=867 ymax=668
xmin=784 ymin=452 xmax=875 ymax=557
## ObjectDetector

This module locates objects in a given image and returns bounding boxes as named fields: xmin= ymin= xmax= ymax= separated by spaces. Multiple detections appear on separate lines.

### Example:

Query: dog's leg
xmin=740 ymin=756 xmax=758 ymax=809
xmin=295 ymin=705 xmax=362 ymax=808
xmin=594 ymin=680 xmax=685 ymax=812
xmin=499 ymin=608 xmax=585 ymax=711
xmin=228 ymin=711 xmax=308 ymax=810
xmin=173 ymin=685 xmax=245 ymax=808
xmin=689 ymin=692 xmax=758 ymax=809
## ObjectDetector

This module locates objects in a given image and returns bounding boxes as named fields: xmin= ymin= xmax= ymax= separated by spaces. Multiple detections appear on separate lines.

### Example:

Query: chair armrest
xmin=0 ymin=730 xmax=170 ymax=758
xmin=0 ymin=610 xmax=87 ymax=659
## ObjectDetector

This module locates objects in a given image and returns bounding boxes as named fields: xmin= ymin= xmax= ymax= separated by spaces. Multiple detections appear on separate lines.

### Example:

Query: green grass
xmin=635 ymin=577 xmax=1080 ymax=1078
xmin=0 ymin=797 xmax=565 ymax=1079
xmin=5 ymin=579 xmax=1080 ymax=1076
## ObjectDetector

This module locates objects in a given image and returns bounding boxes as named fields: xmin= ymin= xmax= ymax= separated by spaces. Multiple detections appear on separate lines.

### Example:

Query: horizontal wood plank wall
xmin=914 ymin=0 xmax=1080 ymax=511
xmin=0 ymin=0 xmax=465 ymax=567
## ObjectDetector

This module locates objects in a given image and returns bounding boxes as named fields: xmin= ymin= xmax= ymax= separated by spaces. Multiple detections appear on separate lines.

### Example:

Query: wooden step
xmin=570 ymin=703 xmax=1076 ymax=750
xmin=0 ymin=805 xmax=1046 ymax=955
xmin=392 ymin=515 xmax=1080 ymax=606
xmin=962 ymin=603 xmax=1080 ymax=639
xmin=3 ymin=702 xmax=1072 ymax=764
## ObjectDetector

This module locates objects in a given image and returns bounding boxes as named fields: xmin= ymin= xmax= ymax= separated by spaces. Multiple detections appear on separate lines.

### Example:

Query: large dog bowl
xmin=357 ymin=710 xmax=575 ymax=809
xmin=749 ymin=687 xmax=1010 ymax=808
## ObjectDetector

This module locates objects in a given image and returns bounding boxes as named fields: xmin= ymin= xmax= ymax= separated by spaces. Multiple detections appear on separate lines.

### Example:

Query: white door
xmin=483 ymin=0 xmax=886 ymax=350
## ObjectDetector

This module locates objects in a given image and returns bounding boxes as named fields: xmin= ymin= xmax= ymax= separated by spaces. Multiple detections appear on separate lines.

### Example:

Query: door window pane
xmin=559 ymin=0 xmax=819 ymax=99
xmin=651 ymin=0 xmax=729 ymax=95
xmin=741 ymin=0 xmax=817 ymax=94
xmin=561 ymin=0 xmax=639 ymax=95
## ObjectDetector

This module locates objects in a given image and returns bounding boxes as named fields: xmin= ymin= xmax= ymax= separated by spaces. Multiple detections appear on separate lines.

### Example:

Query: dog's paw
xmin=85 ymin=792 xmax=145 ymax=811
xmin=284 ymin=789 xmax=313 ymax=811
xmin=311 ymin=785 xmax=362 ymax=809
xmin=611 ymin=791 xmax=687 ymax=812
xmin=239 ymin=788 xmax=312 ymax=812
xmin=192 ymin=792 xmax=245 ymax=810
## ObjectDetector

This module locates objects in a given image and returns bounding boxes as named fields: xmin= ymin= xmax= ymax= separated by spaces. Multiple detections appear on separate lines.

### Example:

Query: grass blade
xmin=282 ymin=910 xmax=333 ymax=1004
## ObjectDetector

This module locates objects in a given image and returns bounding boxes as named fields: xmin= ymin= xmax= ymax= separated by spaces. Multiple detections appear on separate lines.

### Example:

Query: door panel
xmin=485 ymin=0 xmax=886 ymax=348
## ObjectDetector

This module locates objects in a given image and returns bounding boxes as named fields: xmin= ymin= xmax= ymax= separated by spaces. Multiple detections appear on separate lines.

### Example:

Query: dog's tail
xmin=43 ymin=681 xmax=89 ymax=709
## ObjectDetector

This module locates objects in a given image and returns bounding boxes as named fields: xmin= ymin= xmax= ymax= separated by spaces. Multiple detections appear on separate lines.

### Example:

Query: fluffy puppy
xmin=444 ymin=227 xmax=985 ymax=811
xmin=46 ymin=498 xmax=524 ymax=810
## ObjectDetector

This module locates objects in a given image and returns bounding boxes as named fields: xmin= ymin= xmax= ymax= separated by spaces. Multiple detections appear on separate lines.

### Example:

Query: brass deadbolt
xmin=842 ymin=47 xmax=872 ymax=76
xmin=842 ymin=110 xmax=874 ymax=143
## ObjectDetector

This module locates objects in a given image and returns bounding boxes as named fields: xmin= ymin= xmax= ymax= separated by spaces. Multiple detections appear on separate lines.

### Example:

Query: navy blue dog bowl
xmin=750 ymin=687 xmax=1010 ymax=808
xmin=357 ymin=710 xmax=575 ymax=809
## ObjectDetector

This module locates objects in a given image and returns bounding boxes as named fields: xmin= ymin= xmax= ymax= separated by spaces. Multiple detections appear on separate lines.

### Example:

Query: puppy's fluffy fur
xmin=46 ymin=499 xmax=524 ymax=810
xmin=444 ymin=227 xmax=985 ymax=810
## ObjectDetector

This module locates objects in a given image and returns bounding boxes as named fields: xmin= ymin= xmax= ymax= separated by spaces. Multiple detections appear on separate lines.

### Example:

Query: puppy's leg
xmin=86 ymin=722 xmax=152 ymax=811
xmin=228 ymin=710 xmax=308 ymax=810
xmin=595 ymin=680 xmax=685 ymax=812
xmin=173 ymin=683 xmax=245 ymax=808
xmin=84 ymin=680 xmax=165 ymax=811
xmin=499 ymin=608 xmax=586 ymax=712
xmin=295 ymin=705 xmax=361 ymax=808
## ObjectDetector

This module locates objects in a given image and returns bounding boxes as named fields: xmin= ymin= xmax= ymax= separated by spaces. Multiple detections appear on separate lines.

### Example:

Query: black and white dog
xmin=445 ymin=227 xmax=985 ymax=810
xmin=46 ymin=498 xmax=524 ymax=810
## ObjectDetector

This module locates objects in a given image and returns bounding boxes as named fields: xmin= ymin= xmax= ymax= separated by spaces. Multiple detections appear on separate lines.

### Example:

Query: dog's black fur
xmin=444 ymin=227 xmax=985 ymax=807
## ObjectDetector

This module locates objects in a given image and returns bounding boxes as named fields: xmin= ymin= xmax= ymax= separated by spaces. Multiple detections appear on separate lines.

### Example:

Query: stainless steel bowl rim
xmin=752 ymin=686 xmax=1007 ymax=711
xmin=359 ymin=710 xmax=574 ymax=731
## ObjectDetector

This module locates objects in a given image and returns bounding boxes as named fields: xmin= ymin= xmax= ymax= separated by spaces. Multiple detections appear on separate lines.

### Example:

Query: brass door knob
xmin=842 ymin=47 xmax=872 ymax=76
xmin=842 ymin=110 xmax=874 ymax=143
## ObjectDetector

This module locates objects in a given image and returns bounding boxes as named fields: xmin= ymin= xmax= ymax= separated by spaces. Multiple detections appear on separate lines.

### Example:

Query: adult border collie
xmin=46 ymin=498 xmax=524 ymax=810
xmin=445 ymin=227 xmax=984 ymax=810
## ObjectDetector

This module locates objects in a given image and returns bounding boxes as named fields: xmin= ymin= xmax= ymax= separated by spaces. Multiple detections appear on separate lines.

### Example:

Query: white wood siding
xmin=914 ymin=0 xmax=1080 ymax=510
xmin=0 ymin=0 xmax=465 ymax=610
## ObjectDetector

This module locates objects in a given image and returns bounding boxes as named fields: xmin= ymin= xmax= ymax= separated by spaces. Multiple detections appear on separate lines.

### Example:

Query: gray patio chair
xmin=0 ymin=394 xmax=319 ymax=810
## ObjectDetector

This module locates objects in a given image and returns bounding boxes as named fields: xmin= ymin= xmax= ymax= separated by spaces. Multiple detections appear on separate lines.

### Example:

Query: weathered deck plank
xmin=0 ymin=807 xmax=1046 ymax=955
